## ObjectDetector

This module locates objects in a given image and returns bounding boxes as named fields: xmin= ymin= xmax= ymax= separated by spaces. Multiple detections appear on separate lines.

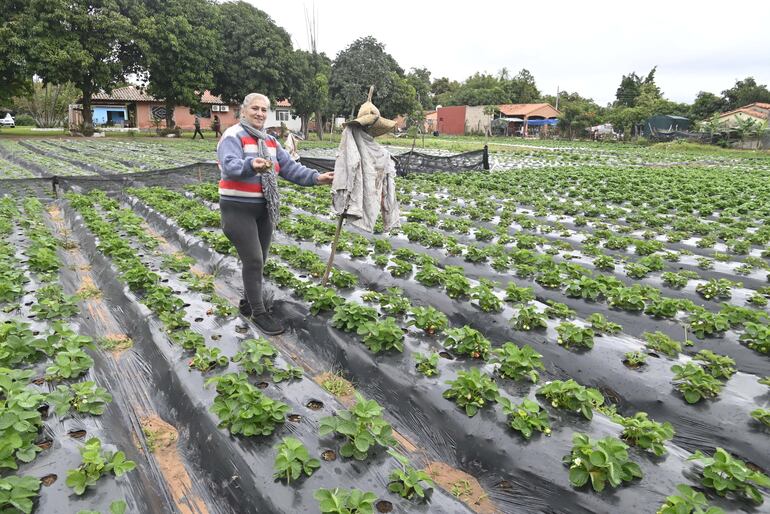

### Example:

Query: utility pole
xmin=555 ymin=85 xmax=560 ymax=110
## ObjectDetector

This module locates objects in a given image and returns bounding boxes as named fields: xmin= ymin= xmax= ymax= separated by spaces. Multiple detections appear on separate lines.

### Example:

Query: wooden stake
xmin=321 ymin=213 xmax=345 ymax=286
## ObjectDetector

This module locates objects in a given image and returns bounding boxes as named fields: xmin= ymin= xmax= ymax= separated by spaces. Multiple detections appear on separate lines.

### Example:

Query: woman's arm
xmin=275 ymin=139 xmax=320 ymax=186
xmin=217 ymin=133 xmax=256 ymax=178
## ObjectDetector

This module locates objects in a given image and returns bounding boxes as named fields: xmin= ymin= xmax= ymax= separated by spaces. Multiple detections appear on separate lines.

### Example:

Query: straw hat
xmin=346 ymin=100 xmax=396 ymax=137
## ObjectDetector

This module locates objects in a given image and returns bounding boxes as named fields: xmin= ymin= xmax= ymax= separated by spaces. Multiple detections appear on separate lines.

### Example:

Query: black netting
xmin=300 ymin=147 xmax=489 ymax=177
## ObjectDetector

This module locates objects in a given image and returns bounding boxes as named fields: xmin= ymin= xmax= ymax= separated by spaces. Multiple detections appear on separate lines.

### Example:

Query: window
xmin=276 ymin=109 xmax=290 ymax=121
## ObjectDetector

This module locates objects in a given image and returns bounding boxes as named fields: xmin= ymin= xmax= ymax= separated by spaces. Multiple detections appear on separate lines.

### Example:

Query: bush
xmin=14 ymin=114 xmax=36 ymax=126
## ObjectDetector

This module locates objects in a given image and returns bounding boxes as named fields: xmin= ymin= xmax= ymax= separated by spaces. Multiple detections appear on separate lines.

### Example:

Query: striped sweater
xmin=216 ymin=124 xmax=320 ymax=203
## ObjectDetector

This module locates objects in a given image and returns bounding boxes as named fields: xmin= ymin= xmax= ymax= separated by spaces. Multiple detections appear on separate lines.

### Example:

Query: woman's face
xmin=244 ymin=97 xmax=269 ymax=129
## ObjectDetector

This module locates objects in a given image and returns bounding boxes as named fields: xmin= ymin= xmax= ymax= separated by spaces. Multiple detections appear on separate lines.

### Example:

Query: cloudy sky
xmin=245 ymin=0 xmax=770 ymax=106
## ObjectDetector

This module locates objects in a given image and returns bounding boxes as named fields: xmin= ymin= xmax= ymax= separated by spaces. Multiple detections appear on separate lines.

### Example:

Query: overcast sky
xmin=245 ymin=0 xmax=770 ymax=106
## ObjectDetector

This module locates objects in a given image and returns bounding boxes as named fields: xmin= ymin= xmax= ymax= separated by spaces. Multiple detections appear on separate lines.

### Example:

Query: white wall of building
xmin=265 ymin=107 xmax=302 ymax=132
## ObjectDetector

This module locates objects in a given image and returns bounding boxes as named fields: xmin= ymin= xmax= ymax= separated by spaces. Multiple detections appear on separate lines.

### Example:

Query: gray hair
xmin=240 ymin=93 xmax=270 ymax=119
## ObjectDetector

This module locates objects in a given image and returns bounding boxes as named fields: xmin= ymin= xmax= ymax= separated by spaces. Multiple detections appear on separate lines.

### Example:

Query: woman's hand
xmin=316 ymin=172 xmax=334 ymax=185
xmin=251 ymin=157 xmax=273 ymax=172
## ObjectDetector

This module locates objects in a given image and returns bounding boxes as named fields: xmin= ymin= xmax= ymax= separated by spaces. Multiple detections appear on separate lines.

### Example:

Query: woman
xmin=217 ymin=93 xmax=334 ymax=335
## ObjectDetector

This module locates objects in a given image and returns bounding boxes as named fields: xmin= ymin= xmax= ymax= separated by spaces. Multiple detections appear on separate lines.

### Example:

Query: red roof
xmin=276 ymin=99 xmax=291 ymax=108
xmin=498 ymin=103 xmax=560 ymax=118
xmin=90 ymin=86 xmax=234 ymax=105
xmin=719 ymin=107 xmax=768 ymax=120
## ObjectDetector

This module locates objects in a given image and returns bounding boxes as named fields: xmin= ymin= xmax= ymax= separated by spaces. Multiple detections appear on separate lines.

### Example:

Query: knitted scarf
xmin=240 ymin=120 xmax=280 ymax=226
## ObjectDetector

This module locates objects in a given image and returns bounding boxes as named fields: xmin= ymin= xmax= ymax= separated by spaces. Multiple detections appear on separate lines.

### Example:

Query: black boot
xmin=239 ymin=299 xmax=252 ymax=317
xmin=251 ymin=312 xmax=284 ymax=336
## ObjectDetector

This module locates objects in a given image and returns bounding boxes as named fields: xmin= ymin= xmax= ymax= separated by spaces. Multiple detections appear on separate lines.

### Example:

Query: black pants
xmin=220 ymin=199 xmax=273 ymax=314
xmin=192 ymin=127 xmax=204 ymax=139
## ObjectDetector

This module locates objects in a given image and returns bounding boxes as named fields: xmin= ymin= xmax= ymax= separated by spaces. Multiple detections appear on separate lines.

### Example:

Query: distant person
xmin=217 ymin=92 xmax=334 ymax=335
xmin=212 ymin=114 xmax=222 ymax=138
xmin=192 ymin=114 xmax=204 ymax=139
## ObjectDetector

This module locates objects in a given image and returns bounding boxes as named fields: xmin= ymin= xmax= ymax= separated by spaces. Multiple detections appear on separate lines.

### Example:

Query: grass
xmin=98 ymin=334 xmax=134 ymax=352
xmin=320 ymin=372 xmax=355 ymax=397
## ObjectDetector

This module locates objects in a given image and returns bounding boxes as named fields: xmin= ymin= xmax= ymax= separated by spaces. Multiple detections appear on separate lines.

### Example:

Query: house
xmin=715 ymin=102 xmax=769 ymax=128
xmin=68 ymin=86 xmax=301 ymax=132
xmin=437 ymin=103 xmax=560 ymax=136
xmin=497 ymin=103 xmax=561 ymax=136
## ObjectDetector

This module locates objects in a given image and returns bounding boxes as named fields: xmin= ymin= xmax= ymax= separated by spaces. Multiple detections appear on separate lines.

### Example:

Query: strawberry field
xmin=1 ymin=138 xmax=770 ymax=514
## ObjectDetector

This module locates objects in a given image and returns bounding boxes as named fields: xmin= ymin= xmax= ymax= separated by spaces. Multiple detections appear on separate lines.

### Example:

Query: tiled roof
xmin=276 ymin=99 xmax=291 ymax=108
xmin=498 ymin=103 xmax=560 ymax=117
xmin=90 ymin=86 xmax=233 ymax=105
xmin=719 ymin=108 xmax=768 ymax=120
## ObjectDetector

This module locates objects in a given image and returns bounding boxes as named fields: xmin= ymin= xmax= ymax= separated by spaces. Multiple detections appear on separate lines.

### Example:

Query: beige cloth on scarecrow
xmin=331 ymin=125 xmax=400 ymax=232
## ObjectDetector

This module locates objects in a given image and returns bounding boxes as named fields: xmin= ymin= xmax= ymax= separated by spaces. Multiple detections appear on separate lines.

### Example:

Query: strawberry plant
xmin=413 ymin=352 xmax=439 ymax=377
xmin=442 ymin=270 xmax=472 ymax=299
xmin=491 ymin=342 xmax=544 ymax=382
xmin=414 ymin=264 xmax=445 ymax=287
xmin=740 ymin=322 xmax=770 ymax=354
xmin=442 ymin=326 xmax=490 ymax=359
xmin=328 ymin=268 xmax=357 ymax=288
xmin=499 ymin=397 xmax=551 ymax=439
xmin=232 ymin=337 xmax=278 ymax=375
xmin=565 ymin=277 xmax=605 ymax=301
xmin=544 ymin=301 xmax=575 ymax=320
xmin=751 ymin=408 xmax=770 ymax=427
xmin=671 ymin=363 xmax=723 ymax=404
xmin=693 ymin=350 xmax=736 ymax=379
xmin=511 ymin=306 xmax=548 ymax=331
xmin=537 ymin=380 xmax=604 ymax=420
xmin=688 ymin=447 xmax=770 ymax=504
xmin=587 ymin=313 xmax=622 ymax=335
xmin=356 ymin=317 xmax=404 ymax=353
xmin=408 ymin=306 xmax=448 ymax=335
xmin=0 ymin=475 xmax=41 ymax=514
xmin=169 ymin=329 xmax=205 ymax=351
xmin=32 ymin=284 xmax=79 ymax=320
xmin=387 ymin=449 xmax=434 ymax=501
xmin=564 ymin=433 xmax=643 ymax=492
xmin=623 ymin=351 xmax=647 ymax=368
xmin=270 ymin=364 xmax=303 ymax=383
xmin=45 ymin=347 xmax=94 ymax=380
xmin=190 ymin=346 xmax=229 ymax=372
xmin=318 ymin=393 xmax=396 ymax=460
xmin=0 ymin=369 xmax=45 ymax=469
xmin=504 ymin=283 xmax=535 ymax=304
xmin=592 ymin=254 xmax=615 ymax=271
xmin=0 ymin=321 xmax=43 ymax=367
xmin=657 ymin=484 xmax=725 ymax=514
xmin=332 ymin=302 xmax=378 ymax=332
xmin=302 ymin=286 xmax=344 ymax=314
xmin=617 ymin=412 xmax=674 ymax=456
xmin=470 ymin=279 xmax=503 ymax=312
xmin=556 ymin=323 xmax=595 ymax=350
xmin=314 ymin=488 xmax=377 ymax=514
xmin=378 ymin=288 xmax=412 ymax=315
xmin=66 ymin=437 xmax=136 ymax=495
xmin=48 ymin=381 xmax=113 ymax=416
xmin=696 ymin=279 xmax=738 ymax=301
xmin=688 ymin=309 xmax=730 ymax=339
xmin=535 ymin=269 xmax=563 ymax=289
xmin=205 ymin=373 xmax=288 ymax=436
xmin=388 ymin=258 xmax=413 ymax=278
xmin=643 ymin=331 xmax=681 ymax=357
xmin=273 ymin=436 xmax=320 ymax=483
xmin=443 ymin=368 xmax=499 ymax=417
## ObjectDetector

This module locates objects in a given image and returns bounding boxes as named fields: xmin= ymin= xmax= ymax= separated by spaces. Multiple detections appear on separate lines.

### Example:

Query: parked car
xmin=0 ymin=113 xmax=15 ymax=128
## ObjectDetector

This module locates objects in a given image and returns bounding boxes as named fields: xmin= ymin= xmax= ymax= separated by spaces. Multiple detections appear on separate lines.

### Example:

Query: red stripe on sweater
xmin=240 ymin=135 xmax=257 ymax=146
xmin=265 ymin=139 xmax=277 ymax=148
xmin=219 ymin=180 xmax=263 ymax=192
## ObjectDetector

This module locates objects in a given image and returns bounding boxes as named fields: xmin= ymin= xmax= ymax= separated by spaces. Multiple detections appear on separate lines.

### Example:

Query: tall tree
xmin=452 ymin=73 xmax=508 ymax=106
xmin=505 ymin=68 xmax=540 ymax=104
xmin=0 ymin=0 xmax=33 ymax=106
xmin=138 ymin=0 xmax=221 ymax=128
xmin=329 ymin=36 xmax=405 ymax=118
xmin=12 ymin=80 xmax=80 ymax=127
xmin=543 ymin=91 xmax=603 ymax=139
xmin=378 ymin=72 xmax=419 ymax=119
xmin=721 ymin=77 xmax=770 ymax=111
xmin=431 ymin=77 xmax=460 ymax=106
xmin=25 ymin=0 xmax=138 ymax=132
xmin=614 ymin=66 xmax=659 ymax=108
xmin=689 ymin=91 xmax=725 ymax=120
xmin=406 ymin=67 xmax=433 ymax=110
xmin=211 ymin=1 xmax=297 ymax=106
xmin=288 ymin=50 xmax=332 ymax=137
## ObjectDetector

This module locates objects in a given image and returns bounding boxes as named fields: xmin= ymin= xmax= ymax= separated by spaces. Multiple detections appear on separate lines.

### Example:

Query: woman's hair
xmin=240 ymin=93 xmax=270 ymax=119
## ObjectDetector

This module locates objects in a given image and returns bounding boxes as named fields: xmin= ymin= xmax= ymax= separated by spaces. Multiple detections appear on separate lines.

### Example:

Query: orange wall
xmin=436 ymin=106 xmax=466 ymax=135
xmin=135 ymin=103 xmax=239 ymax=130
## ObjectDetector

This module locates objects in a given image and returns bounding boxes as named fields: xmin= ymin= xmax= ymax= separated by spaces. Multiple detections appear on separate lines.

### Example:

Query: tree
xmin=288 ymin=50 xmax=332 ymax=137
xmin=25 ymin=0 xmax=139 ymax=132
xmin=12 ymin=80 xmax=80 ymax=127
xmin=452 ymin=73 xmax=508 ymax=106
xmin=329 ymin=36 xmax=405 ymax=118
xmin=378 ymin=72 xmax=419 ymax=119
xmin=406 ymin=67 xmax=433 ymax=110
xmin=137 ymin=0 xmax=221 ymax=128
xmin=0 ymin=0 xmax=33 ymax=106
xmin=544 ymin=91 xmax=603 ymax=139
xmin=431 ymin=77 xmax=460 ymax=106
xmin=211 ymin=1 xmax=297 ymax=107
xmin=505 ymin=69 xmax=540 ymax=104
xmin=721 ymin=77 xmax=770 ymax=111
xmin=689 ymin=91 xmax=725 ymax=121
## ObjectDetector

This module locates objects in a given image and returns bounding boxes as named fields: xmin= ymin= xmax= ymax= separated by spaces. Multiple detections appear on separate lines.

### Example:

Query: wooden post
xmin=321 ymin=213 xmax=345 ymax=286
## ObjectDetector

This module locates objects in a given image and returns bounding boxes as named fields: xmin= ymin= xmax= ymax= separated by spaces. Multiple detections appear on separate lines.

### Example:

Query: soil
xmin=425 ymin=461 xmax=498 ymax=514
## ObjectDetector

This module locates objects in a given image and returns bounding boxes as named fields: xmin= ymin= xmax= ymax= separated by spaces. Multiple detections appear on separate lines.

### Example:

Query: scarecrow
xmin=322 ymin=87 xmax=401 ymax=284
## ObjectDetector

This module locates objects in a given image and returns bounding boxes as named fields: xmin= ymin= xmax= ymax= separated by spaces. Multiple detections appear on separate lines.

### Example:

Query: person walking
xmin=217 ymin=93 xmax=334 ymax=335
xmin=192 ymin=114 xmax=204 ymax=139
xmin=212 ymin=114 xmax=222 ymax=138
